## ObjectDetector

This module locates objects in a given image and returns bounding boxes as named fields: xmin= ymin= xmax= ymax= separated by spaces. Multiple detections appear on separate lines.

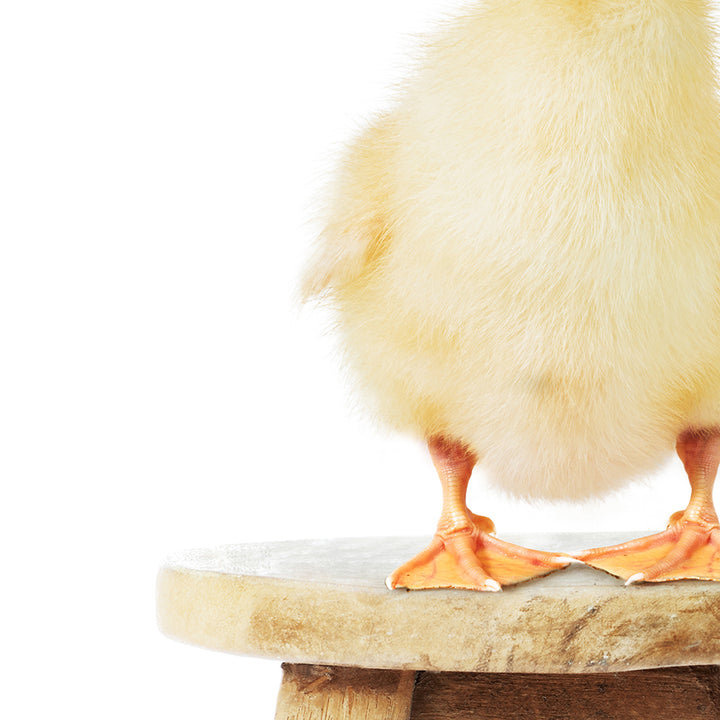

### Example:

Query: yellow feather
xmin=304 ymin=0 xmax=720 ymax=500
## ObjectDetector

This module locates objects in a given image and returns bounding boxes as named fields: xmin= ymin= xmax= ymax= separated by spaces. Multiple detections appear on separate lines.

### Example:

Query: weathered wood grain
xmin=274 ymin=664 xmax=416 ymax=720
xmin=409 ymin=666 xmax=720 ymax=720
xmin=157 ymin=536 xmax=720 ymax=673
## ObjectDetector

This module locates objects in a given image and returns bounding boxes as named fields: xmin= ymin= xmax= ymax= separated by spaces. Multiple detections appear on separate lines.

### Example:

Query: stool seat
xmin=156 ymin=533 xmax=720 ymax=674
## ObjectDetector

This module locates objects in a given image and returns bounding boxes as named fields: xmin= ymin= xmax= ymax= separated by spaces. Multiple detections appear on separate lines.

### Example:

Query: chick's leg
xmin=386 ymin=437 xmax=569 ymax=591
xmin=576 ymin=429 xmax=720 ymax=584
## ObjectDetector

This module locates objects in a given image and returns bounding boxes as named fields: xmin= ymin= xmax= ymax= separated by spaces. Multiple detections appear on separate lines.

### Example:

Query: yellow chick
xmin=304 ymin=0 xmax=720 ymax=591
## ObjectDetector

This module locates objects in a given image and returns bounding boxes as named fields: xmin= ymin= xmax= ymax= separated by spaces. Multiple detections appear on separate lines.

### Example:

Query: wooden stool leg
xmin=274 ymin=664 xmax=416 ymax=720
xmin=409 ymin=666 xmax=720 ymax=720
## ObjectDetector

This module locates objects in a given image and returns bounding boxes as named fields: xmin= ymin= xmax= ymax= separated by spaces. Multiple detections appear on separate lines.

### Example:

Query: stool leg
xmin=408 ymin=666 xmax=720 ymax=720
xmin=274 ymin=664 xmax=416 ymax=720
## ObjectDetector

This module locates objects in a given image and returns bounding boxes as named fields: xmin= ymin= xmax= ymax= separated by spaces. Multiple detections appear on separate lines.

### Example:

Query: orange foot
xmin=574 ymin=514 xmax=720 ymax=585
xmin=575 ymin=429 xmax=720 ymax=585
xmin=388 ymin=436 xmax=571 ymax=592
xmin=387 ymin=513 xmax=569 ymax=591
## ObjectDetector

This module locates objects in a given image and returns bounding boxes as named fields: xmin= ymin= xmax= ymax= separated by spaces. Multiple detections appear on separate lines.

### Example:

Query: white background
xmin=1 ymin=2 xmax=700 ymax=717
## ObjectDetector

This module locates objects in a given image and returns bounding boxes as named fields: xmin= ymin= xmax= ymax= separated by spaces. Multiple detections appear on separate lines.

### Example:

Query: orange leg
xmin=575 ymin=429 xmax=720 ymax=584
xmin=386 ymin=437 xmax=569 ymax=591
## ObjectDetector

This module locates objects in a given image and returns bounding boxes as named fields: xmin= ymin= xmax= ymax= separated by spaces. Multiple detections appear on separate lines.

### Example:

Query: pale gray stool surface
xmin=156 ymin=533 xmax=720 ymax=674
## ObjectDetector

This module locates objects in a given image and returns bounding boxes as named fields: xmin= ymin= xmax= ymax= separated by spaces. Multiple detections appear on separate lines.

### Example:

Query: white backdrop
xmin=1 ymin=2 xmax=695 ymax=717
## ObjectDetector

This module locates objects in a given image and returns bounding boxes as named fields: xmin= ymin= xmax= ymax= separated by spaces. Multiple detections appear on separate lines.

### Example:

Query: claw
xmin=625 ymin=572 xmax=645 ymax=586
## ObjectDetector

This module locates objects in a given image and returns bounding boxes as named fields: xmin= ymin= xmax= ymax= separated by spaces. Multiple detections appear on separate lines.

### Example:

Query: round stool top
xmin=156 ymin=534 xmax=720 ymax=674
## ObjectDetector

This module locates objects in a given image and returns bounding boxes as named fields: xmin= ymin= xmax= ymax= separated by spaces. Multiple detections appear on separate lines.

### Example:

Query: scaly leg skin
xmin=574 ymin=429 xmax=720 ymax=585
xmin=386 ymin=437 xmax=570 ymax=592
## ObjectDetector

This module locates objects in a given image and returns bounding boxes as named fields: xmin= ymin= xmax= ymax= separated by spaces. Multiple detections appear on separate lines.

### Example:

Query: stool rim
xmin=157 ymin=535 xmax=720 ymax=674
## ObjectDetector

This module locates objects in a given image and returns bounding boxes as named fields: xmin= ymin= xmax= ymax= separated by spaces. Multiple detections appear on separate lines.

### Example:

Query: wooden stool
xmin=157 ymin=535 xmax=720 ymax=719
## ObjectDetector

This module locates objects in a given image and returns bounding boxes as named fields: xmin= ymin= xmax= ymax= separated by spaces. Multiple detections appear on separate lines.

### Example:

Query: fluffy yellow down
xmin=304 ymin=0 xmax=720 ymax=500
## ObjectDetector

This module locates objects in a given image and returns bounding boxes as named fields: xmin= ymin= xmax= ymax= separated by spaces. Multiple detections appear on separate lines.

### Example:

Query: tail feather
xmin=302 ymin=117 xmax=397 ymax=303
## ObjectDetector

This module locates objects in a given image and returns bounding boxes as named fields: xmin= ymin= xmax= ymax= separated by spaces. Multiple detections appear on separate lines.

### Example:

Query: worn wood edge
xmin=156 ymin=564 xmax=720 ymax=674
xmin=275 ymin=664 xmax=416 ymax=720
xmin=409 ymin=667 xmax=720 ymax=720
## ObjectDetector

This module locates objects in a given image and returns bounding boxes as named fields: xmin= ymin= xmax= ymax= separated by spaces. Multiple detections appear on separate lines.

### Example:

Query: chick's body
xmin=306 ymin=0 xmax=720 ymax=589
